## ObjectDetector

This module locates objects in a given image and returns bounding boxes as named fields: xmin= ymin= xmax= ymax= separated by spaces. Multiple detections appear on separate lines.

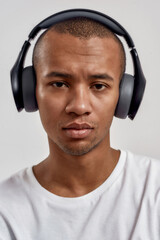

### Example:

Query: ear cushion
xmin=114 ymin=74 xmax=134 ymax=119
xmin=22 ymin=66 xmax=38 ymax=112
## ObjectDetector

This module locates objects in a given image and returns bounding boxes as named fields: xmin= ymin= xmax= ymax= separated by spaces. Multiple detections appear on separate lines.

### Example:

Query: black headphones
xmin=10 ymin=8 xmax=146 ymax=120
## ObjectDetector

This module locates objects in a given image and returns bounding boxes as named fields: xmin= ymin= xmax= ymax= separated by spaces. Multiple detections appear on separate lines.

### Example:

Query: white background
xmin=0 ymin=0 xmax=160 ymax=181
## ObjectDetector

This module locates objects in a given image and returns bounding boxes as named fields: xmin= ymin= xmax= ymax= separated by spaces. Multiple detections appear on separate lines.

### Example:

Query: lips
xmin=63 ymin=122 xmax=93 ymax=129
xmin=62 ymin=122 xmax=94 ymax=139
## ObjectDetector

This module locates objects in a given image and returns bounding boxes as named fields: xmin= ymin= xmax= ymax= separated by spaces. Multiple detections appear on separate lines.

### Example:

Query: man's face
xmin=35 ymin=31 xmax=122 ymax=156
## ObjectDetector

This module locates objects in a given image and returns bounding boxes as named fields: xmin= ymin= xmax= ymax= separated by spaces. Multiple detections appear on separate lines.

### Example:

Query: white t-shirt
xmin=0 ymin=150 xmax=160 ymax=240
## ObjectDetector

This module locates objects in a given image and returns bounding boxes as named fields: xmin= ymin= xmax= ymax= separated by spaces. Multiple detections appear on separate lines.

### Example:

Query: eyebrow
xmin=46 ymin=71 xmax=113 ymax=81
xmin=46 ymin=72 xmax=72 ymax=79
xmin=90 ymin=74 xmax=113 ymax=81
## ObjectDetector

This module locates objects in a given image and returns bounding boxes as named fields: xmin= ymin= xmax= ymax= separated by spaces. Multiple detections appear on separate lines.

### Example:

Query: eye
xmin=51 ymin=81 xmax=68 ymax=88
xmin=92 ymin=83 xmax=107 ymax=91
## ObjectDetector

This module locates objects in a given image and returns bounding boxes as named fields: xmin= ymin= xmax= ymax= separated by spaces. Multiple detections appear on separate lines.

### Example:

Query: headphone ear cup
xmin=114 ymin=74 xmax=134 ymax=119
xmin=22 ymin=66 xmax=38 ymax=112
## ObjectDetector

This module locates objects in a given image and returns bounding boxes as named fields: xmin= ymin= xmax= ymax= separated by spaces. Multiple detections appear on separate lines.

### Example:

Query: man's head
xmin=32 ymin=17 xmax=126 ymax=156
xmin=33 ymin=17 xmax=126 ymax=81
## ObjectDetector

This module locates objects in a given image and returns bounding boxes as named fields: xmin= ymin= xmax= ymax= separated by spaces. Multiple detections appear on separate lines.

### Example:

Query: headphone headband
xmin=29 ymin=9 xmax=135 ymax=48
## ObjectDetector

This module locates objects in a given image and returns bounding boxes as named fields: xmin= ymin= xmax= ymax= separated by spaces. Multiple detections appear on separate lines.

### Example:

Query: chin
xmin=57 ymin=138 xmax=104 ymax=156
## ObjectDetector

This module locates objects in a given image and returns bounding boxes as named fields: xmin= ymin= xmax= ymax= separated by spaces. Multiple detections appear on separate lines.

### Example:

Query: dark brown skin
xmin=33 ymin=31 xmax=121 ymax=197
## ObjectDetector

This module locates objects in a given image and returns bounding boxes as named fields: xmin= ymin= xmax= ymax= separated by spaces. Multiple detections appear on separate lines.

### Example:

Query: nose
xmin=65 ymin=86 xmax=92 ymax=116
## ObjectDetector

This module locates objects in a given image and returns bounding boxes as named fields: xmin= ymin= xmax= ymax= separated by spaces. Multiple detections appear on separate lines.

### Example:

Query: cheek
xmin=36 ymin=86 xmax=66 ymax=131
xmin=94 ymin=89 xmax=119 ymax=116
xmin=93 ymin=89 xmax=119 ymax=130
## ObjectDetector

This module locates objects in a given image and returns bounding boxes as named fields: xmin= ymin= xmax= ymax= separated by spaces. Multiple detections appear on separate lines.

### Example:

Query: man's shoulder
xmin=124 ymin=150 xmax=160 ymax=191
xmin=0 ymin=167 xmax=31 ymax=209
xmin=125 ymin=150 xmax=160 ymax=167
xmin=0 ymin=167 xmax=27 ymax=189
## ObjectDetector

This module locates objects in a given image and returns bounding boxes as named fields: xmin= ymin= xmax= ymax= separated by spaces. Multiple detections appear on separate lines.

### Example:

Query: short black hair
xmin=33 ymin=17 xmax=126 ymax=80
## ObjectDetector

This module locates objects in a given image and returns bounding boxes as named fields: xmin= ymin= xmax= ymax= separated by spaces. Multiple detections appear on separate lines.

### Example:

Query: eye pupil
xmin=95 ymin=84 xmax=103 ymax=89
xmin=56 ymin=82 xmax=64 ymax=87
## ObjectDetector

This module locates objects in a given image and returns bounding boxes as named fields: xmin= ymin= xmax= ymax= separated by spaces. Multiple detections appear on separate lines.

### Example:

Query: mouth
xmin=62 ymin=122 xmax=94 ymax=139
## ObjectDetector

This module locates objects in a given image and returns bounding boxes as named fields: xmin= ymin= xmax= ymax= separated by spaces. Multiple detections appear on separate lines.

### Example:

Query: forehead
xmin=37 ymin=30 xmax=121 ymax=58
xmin=34 ymin=31 xmax=122 ymax=80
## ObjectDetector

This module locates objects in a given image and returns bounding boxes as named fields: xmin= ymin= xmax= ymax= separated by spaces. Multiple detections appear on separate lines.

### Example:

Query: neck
xmin=33 ymin=135 xmax=120 ymax=197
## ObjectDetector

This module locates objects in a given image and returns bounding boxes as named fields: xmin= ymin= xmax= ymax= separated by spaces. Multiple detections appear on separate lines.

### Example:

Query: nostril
xmin=65 ymin=102 xmax=92 ymax=115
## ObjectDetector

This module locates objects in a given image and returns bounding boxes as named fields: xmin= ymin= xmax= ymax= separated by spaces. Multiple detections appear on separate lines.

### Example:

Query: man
xmin=0 ymin=15 xmax=160 ymax=239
